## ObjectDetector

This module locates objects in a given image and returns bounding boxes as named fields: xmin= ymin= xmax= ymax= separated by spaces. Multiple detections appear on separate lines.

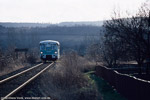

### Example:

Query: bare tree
xmin=103 ymin=3 xmax=150 ymax=73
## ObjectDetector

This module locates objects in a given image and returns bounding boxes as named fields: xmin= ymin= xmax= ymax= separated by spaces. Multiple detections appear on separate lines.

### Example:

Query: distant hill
xmin=0 ymin=22 xmax=52 ymax=28
xmin=0 ymin=21 xmax=103 ymax=28
xmin=58 ymin=21 xmax=103 ymax=27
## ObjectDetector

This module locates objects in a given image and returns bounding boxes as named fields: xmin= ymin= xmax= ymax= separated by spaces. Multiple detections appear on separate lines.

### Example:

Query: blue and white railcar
xmin=39 ymin=40 xmax=60 ymax=61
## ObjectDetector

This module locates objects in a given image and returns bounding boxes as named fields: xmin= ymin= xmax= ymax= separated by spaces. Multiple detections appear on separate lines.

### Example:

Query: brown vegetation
xmin=38 ymin=51 xmax=100 ymax=100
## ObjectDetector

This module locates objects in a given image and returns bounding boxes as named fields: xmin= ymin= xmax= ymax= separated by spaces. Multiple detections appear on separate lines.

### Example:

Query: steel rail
xmin=0 ymin=63 xmax=43 ymax=84
xmin=2 ymin=62 xmax=54 ymax=100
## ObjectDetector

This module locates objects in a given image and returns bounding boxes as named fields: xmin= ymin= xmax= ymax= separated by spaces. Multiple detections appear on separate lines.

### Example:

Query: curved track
xmin=0 ymin=63 xmax=43 ymax=84
xmin=0 ymin=62 xmax=54 ymax=100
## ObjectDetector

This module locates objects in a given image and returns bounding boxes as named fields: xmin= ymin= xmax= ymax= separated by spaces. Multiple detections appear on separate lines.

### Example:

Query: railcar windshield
xmin=40 ymin=44 xmax=45 ymax=50
xmin=46 ymin=44 xmax=57 ymax=50
xmin=40 ymin=41 xmax=59 ymax=51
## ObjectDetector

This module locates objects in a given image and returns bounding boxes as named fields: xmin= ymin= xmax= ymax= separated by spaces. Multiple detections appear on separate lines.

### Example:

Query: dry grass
xmin=38 ymin=51 xmax=99 ymax=100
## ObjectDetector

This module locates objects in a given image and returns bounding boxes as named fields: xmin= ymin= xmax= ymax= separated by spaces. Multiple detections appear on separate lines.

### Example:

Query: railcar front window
xmin=46 ymin=47 xmax=52 ymax=51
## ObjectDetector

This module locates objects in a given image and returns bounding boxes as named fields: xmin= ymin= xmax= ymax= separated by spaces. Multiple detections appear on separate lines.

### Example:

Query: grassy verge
xmin=85 ymin=72 xmax=127 ymax=100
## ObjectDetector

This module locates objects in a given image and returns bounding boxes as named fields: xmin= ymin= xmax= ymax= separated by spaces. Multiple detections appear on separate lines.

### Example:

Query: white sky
xmin=0 ymin=0 xmax=147 ymax=23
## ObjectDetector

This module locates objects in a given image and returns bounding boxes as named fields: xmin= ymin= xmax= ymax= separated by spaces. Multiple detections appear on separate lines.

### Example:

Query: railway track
xmin=0 ymin=62 xmax=54 ymax=100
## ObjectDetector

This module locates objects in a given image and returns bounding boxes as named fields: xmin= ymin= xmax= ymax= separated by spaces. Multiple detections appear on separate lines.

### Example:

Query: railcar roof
xmin=40 ymin=40 xmax=60 ymax=45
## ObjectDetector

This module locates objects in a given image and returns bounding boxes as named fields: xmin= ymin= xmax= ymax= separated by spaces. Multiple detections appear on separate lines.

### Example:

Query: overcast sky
xmin=0 ymin=0 xmax=147 ymax=23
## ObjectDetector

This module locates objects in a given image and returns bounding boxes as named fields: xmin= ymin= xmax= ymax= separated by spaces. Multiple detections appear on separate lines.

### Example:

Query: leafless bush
xmin=26 ymin=48 xmax=39 ymax=64
xmin=51 ymin=51 xmax=87 ymax=89
xmin=0 ymin=47 xmax=15 ymax=71
xmin=0 ymin=48 xmax=6 ymax=71
xmin=0 ymin=47 xmax=27 ymax=76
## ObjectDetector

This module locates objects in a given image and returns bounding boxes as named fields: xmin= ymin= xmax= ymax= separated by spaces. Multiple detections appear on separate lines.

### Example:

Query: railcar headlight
xmin=41 ymin=52 xmax=43 ymax=54
xmin=55 ymin=52 xmax=57 ymax=54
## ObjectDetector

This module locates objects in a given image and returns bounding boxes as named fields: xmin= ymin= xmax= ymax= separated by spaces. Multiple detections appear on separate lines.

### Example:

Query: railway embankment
xmin=18 ymin=52 xmax=127 ymax=100
xmin=15 ymin=51 xmax=100 ymax=100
